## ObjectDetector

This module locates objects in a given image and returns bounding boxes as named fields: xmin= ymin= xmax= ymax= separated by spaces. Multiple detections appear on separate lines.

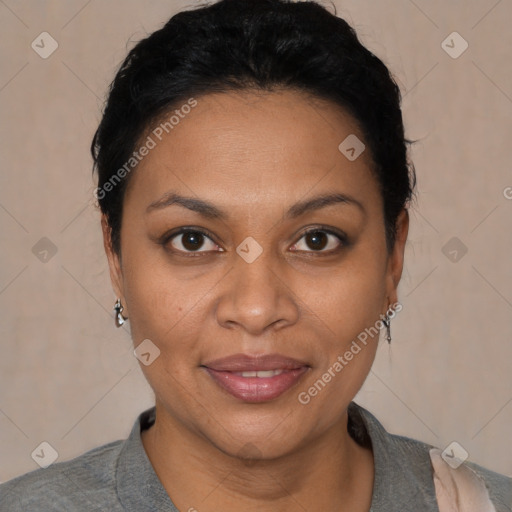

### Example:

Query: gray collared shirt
xmin=1 ymin=402 xmax=510 ymax=511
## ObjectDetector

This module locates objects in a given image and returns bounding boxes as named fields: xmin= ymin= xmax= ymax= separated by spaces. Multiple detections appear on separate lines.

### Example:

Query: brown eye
xmin=305 ymin=231 xmax=328 ymax=250
xmin=291 ymin=229 xmax=345 ymax=253
xmin=168 ymin=229 xmax=221 ymax=253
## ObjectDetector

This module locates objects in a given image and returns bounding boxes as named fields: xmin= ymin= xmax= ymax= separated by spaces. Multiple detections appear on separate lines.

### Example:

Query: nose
xmin=215 ymin=247 xmax=300 ymax=336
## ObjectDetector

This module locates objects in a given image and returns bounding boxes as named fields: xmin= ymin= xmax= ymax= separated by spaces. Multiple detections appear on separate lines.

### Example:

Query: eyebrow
xmin=146 ymin=191 xmax=365 ymax=219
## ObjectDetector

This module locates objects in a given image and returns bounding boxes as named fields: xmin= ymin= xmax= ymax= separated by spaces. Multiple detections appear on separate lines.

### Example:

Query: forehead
xmin=124 ymin=89 xmax=380 ymax=213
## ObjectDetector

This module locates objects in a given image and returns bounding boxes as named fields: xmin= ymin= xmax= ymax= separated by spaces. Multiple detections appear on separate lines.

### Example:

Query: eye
xmin=290 ymin=228 xmax=346 ymax=253
xmin=165 ymin=228 xmax=223 ymax=254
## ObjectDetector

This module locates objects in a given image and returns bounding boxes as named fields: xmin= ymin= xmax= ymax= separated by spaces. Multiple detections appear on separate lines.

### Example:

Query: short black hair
xmin=91 ymin=0 xmax=417 ymax=254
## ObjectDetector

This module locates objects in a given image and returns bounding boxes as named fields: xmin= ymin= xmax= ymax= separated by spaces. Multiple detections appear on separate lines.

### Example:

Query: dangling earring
xmin=114 ymin=298 xmax=127 ymax=327
xmin=382 ymin=313 xmax=392 ymax=344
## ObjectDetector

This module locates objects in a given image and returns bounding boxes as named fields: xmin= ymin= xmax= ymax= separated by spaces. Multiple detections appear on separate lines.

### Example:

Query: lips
xmin=202 ymin=353 xmax=310 ymax=403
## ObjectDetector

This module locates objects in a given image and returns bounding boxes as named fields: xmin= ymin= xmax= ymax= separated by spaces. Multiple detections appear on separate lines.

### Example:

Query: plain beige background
xmin=1 ymin=0 xmax=511 ymax=484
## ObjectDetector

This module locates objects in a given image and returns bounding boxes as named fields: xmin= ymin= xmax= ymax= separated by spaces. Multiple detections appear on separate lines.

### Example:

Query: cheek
xmin=121 ymin=240 xmax=228 ymax=375
xmin=298 ymin=247 xmax=387 ymax=343
xmin=121 ymin=241 xmax=185 ymax=338
xmin=122 ymin=262 xmax=208 ymax=406
xmin=293 ymin=257 xmax=386 ymax=426
xmin=291 ymin=245 xmax=387 ymax=399
xmin=124 ymin=270 xmax=203 ymax=348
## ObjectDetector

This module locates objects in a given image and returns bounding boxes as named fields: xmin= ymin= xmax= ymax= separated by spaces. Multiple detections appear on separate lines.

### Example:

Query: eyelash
xmin=159 ymin=225 xmax=348 ymax=256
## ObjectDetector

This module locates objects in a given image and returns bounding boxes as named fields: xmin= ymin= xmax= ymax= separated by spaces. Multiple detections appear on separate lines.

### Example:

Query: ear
xmin=101 ymin=214 xmax=128 ymax=315
xmin=384 ymin=208 xmax=409 ymax=308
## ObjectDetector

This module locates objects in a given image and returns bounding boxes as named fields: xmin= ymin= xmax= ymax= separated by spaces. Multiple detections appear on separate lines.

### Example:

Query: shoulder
xmin=350 ymin=402 xmax=511 ymax=511
xmin=0 ymin=439 xmax=125 ymax=511
xmin=392 ymin=433 xmax=511 ymax=511
xmin=460 ymin=458 xmax=512 ymax=512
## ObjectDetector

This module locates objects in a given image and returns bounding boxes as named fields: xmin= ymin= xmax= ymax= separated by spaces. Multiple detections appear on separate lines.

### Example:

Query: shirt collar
xmin=116 ymin=406 xmax=178 ymax=511
xmin=350 ymin=402 xmax=438 ymax=510
xmin=116 ymin=402 xmax=437 ymax=510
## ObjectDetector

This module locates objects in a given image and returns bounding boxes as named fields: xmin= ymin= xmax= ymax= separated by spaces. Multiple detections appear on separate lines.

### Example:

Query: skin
xmin=102 ymin=88 xmax=409 ymax=512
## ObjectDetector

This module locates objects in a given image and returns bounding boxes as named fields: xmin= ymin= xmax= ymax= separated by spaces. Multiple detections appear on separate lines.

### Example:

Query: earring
xmin=382 ymin=313 xmax=392 ymax=344
xmin=114 ymin=298 xmax=127 ymax=327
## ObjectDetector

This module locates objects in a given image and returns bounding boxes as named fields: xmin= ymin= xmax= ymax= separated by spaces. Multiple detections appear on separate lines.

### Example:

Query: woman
xmin=1 ymin=0 xmax=510 ymax=510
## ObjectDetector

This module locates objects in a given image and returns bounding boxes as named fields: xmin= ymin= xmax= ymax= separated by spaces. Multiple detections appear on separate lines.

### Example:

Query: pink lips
xmin=202 ymin=353 xmax=310 ymax=403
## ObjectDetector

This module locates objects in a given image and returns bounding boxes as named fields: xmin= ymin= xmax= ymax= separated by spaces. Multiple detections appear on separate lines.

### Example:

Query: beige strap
xmin=429 ymin=448 xmax=497 ymax=512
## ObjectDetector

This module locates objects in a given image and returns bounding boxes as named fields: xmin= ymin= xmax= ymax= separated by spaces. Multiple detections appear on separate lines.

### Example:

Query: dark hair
xmin=91 ymin=0 xmax=416 ymax=255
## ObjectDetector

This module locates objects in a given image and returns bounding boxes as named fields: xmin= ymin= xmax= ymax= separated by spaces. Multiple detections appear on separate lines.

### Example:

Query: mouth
xmin=201 ymin=353 xmax=310 ymax=403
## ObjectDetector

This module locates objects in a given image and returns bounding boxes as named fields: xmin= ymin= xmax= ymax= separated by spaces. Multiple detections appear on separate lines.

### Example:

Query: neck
xmin=141 ymin=403 xmax=374 ymax=512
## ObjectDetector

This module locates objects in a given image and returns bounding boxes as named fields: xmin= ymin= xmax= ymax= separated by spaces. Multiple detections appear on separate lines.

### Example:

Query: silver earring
xmin=382 ymin=314 xmax=392 ymax=344
xmin=114 ymin=298 xmax=127 ymax=327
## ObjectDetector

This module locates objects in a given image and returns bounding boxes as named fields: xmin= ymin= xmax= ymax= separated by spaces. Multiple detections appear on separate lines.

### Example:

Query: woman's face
xmin=103 ymin=89 xmax=408 ymax=459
